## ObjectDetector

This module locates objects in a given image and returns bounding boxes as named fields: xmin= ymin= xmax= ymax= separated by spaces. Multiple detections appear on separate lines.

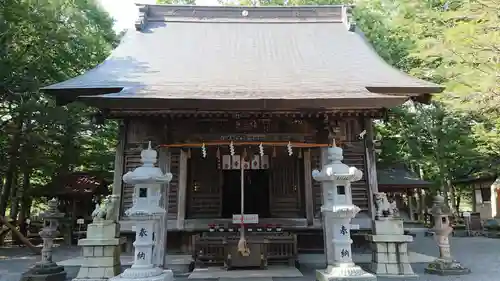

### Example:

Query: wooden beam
xmin=303 ymin=149 xmax=314 ymax=225
xmin=363 ymin=118 xmax=378 ymax=221
xmin=176 ymin=149 xmax=188 ymax=230
xmin=0 ymin=216 xmax=40 ymax=254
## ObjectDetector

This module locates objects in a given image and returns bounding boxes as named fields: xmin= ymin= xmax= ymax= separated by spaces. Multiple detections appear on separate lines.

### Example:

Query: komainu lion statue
xmin=91 ymin=195 xmax=120 ymax=222
xmin=374 ymin=192 xmax=393 ymax=219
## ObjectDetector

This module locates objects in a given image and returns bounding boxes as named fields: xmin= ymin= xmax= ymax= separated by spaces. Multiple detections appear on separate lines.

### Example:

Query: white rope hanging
xmin=287 ymin=141 xmax=293 ymax=156
xmin=201 ymin=143 xmax=207 ymax=158
xmin=229 ymin=141 xmax=235 ymax=156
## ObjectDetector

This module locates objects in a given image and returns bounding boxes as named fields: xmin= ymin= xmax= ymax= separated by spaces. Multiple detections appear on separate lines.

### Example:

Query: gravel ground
xmin=1 ymin=235 xmax=498 ymax=281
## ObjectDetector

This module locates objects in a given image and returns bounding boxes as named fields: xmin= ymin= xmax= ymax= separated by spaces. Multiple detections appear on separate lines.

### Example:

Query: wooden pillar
xmin=158 ymin=147 xmax=170 ymax=267
xmin=418 ymin=188 xmax=424 ymax=221
xmin=363 ymin=118 xmax=378 ymax=220
xmin=303 ymin=149 xmax=314 ymax=226
xmin=176 ymin=149 xmax=188 ymax=230
xmin=407 ymin=189 xmax=414 ymax=221
xmin=113 ymin=121 xmax=127 ymax=220
xmin=320 ymin=147 xmax=328 ymax=258
xmin=491 ymin=178 xmax=500 ymax=218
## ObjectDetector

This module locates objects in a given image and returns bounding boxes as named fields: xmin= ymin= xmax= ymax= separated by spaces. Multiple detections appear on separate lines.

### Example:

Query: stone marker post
xmin=20 ymin=198 xmax=66 ymax=281
xmin=312 ymin=146 xmax=376 ymax=281
xmin=425 ymin=195 xmax=470 ymax=275
xmin=367 ymin=192 xmax=416 ymax=278
xmin=73 ymin=195 xmax=121 ymax=281
xmin=110 ymin=142 xmax=173 ymax=281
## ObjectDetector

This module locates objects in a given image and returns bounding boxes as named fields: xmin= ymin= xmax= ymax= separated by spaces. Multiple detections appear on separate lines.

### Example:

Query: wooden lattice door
xmin=186 ymin=150 xmax=222 ymax=218
xmin=269 ymin=151 xmax=303 ymax=218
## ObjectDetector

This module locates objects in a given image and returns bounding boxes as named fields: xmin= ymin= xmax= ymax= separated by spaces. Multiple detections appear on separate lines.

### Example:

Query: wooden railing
xmin=193 ymin=230 xmax=297 ymax=268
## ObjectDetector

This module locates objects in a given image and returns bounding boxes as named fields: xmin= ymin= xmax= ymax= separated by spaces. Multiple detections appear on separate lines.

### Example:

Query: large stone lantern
xmin=425 ymin=195 xmax=470 ymax=275
xmin=20 ymin=198 xmax=66 ymax=281
xmin=110 ymin=142 xmax=173 ymax=281
xmin=312 ymin=146 xmax=375 ymax=281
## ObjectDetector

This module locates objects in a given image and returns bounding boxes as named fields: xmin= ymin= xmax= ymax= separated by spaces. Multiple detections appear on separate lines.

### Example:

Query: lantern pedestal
xmin=425 ymin=259 xmax=470 ymax=276
xmin=110 ymin=215 xmax=174 ymax=281
xmin=316 ymin=207 xmax=376 ymax=281
xmin=317 ymin=265 xmax=376 ymax=281
xmin=111 ymin=268 xmax=173 ymax=281
xmin=20 ymin=262 xmax=67 ymax=281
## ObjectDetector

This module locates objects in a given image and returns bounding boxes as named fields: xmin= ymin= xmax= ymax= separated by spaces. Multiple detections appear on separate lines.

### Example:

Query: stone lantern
xmin=110 ymin=142 xmax=173 ymax=281
xmin=312 ymin=147 xmax=375 ymax=281
xmin=425 ymin=195 xmax=470 ymax=275
xmin=20 ymin=198 xmax=66 ymax=281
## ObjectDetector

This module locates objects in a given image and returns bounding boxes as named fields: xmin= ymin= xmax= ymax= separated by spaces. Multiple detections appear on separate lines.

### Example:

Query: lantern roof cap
xmin=122 ymin=142 xmax=172 ymax=184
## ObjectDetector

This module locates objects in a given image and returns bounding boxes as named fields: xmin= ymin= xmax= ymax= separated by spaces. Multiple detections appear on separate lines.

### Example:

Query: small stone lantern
xmin=312 ymin=147 xmax=375 ymax=281
xmin=425 ymin=195 xmax=470 ymax=275
xmin=110 ymin=142 xmax=173 ymax=281
xmin=20 ymin=198 xmax=66 ymax=281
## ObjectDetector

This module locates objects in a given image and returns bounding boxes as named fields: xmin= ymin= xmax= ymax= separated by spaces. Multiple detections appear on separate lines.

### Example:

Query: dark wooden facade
xmin=118 ymin=113 xmax=374 ymax=231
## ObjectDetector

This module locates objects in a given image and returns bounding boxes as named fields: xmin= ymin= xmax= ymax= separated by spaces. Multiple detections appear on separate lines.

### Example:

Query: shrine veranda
xmin=40 ymin=4 xmax=444 ymax=267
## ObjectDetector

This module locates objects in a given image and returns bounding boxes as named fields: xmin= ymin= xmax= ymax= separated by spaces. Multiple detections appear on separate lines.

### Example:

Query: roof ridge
xmin=134 ymin=4 xmax=355 ymax=31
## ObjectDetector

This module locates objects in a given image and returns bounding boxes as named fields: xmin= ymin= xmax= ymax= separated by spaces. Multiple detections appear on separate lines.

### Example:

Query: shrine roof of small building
xmin=377 ymin=167 xmax=432 ymax=189
xmin=42 ymin=5 xmax=444 ymax=111
xmin=35 ymin=171 xmax=111 ymax=198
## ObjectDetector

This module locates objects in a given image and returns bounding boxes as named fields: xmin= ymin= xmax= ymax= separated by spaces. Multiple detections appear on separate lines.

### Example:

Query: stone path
xmin=1 ymin=235 xmax=500 ymax=281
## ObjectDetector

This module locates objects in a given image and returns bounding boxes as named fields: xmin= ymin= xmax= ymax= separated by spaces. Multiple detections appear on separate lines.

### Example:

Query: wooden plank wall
xmin=123 ymin=145 xmax=141 ymax=212
xmin=168 ymin=149 xmax=180 ymax=219
xmin=311 ymin=118 xmax=370 ymax=217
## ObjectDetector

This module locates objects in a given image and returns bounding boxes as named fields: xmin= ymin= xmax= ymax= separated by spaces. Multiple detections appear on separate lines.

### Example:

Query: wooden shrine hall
xmin=42 ymin=4 xmax=443 ymax=267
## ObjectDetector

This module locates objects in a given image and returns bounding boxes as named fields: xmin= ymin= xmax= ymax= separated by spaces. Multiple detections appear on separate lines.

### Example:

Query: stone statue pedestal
xmin=367 ymin=219 xmax=416 ymax=278
xmin=73 ymin=221 xmax=121 ymax=281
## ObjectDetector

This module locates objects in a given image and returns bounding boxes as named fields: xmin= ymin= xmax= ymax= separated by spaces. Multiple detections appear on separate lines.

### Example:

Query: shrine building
xmin=42 ymin=5 xmax=443 ymax=257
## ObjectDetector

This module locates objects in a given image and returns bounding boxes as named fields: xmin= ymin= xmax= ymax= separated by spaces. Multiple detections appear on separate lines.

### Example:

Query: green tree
xmin=0 ymin=0 xmax=118 ymax=221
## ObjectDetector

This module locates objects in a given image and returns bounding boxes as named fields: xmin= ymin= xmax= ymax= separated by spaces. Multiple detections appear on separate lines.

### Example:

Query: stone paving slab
xmin=188 ymin=266 xmax=302 ymax=279
xmin=2 ymin=235 xmax=500 ymax=281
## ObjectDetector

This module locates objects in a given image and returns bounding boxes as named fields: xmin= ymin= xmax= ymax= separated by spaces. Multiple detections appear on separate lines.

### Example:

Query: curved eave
xmin=76 ymin=93 xmax=409 ymax=111
xmin=378 ymin=184 xmax=432 ymax=190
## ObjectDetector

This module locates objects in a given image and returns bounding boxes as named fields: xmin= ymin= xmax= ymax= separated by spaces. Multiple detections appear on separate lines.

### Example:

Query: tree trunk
xmin=17 ymin=110 xmax=35 ymax=223
xmin=0 ymin=120 xmax=23 ymax=217
xmin=9 ymin=171 xmax=20 ymax=220
xmin=448 ymin=179 xmax=457 ymax=214
xmin=18 ymin=166 xmax=32 ymax=224
xmin=456 ymin=193 xmax=461 ymax=211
